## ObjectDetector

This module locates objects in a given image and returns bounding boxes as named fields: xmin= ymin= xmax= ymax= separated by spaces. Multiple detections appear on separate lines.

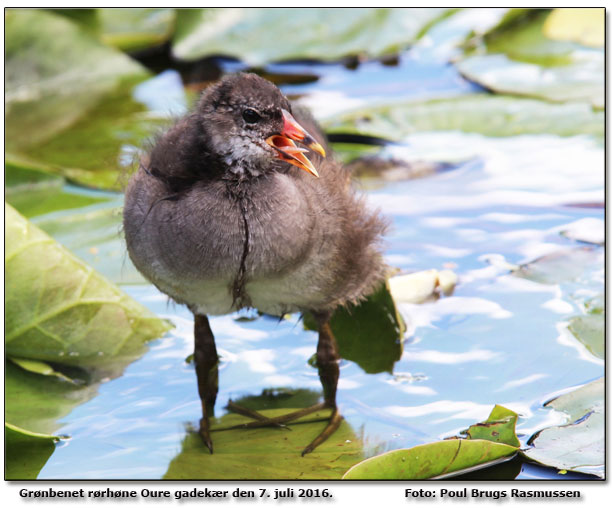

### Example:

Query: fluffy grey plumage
xmin=123 ymin=73 xmax=388 ymax=318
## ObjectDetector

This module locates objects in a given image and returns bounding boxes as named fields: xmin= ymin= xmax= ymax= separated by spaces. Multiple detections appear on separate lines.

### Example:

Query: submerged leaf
xmin=343 ymin=439 xmax=517 ymax=479
xmin=5 ymin=203 xmax=171 ymax=369
xmin=5 ymin=361 xmax=97 ymax=435
xmin=164 ymin=408 xmax=362 ymax=479
xmin=5 ymin=422 xmax=60 ymax=480
xmin=5 ymin=160 xmax=109 ymax=218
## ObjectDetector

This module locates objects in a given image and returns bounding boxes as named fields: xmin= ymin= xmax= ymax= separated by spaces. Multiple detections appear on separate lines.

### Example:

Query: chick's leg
xmin=301 ymin=315 xmax=343 ymax=456
xmin=194 ymin=314 xmax=219 ymax=453
xmin=222 ymin=313 xmax=343 ymax=455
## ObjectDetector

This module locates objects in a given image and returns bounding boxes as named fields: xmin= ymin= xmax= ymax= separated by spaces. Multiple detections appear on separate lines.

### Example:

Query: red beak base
xmin=266 ymin=109 xmax=326 ymax=177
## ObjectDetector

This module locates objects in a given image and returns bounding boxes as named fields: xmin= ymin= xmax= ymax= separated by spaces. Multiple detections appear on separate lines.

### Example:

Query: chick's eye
xmin=242 ymin=108 xmax=261 ymax=124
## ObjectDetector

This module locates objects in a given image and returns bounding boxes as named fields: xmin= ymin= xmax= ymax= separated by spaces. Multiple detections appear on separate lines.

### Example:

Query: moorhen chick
xmin=123 ymin=73 xmax=387 ymax=455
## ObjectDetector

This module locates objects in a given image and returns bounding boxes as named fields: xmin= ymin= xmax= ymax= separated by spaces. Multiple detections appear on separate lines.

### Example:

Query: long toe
xmin=301 ymin=408 xmax=343 ymax=456
xmin=226 ymin=400 xmax=289 ymax=429
xmin=199 ymin=417 xmax=214 ymax=454
xmin=221 ymin=402 xmax=327 ymax=430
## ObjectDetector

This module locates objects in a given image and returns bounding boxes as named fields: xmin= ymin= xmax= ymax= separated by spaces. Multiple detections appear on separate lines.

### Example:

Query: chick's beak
xmin=266 ymin=109 xmax=326 ymax=177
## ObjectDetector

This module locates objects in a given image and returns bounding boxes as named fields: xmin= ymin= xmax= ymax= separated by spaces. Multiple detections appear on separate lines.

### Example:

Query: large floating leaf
xmin=568 ymin=314 xmax=603 ymax=360
xmin=47 ymin=8 xmax=99 ymax=30
xmin=98 ymin=8 xmax=176 ymax=52
xmin=513 ymin=247 xmax=603 ymax=285
xmin=5 ymin=422 xmax=60 ymax=480
xmin=172 ymin=8 xmax=455 ymax=65
xmin=164 ymin=408 xmax=362 ymax=479
xmin=5 ymin=160 xmax=109 ymax=218
xmin=344 ymin=403 xmax=520 ymax=480
xmin=457 ymin=53 xmax=603 ymax=109
xmin=34 ymin=206 xmax=146 ymax=286
xmin=304 ymin=281 xmax=405 ymax=374
xmin=5 ymin=160 xmax=63 ymax=190
xmin=457 ymin=8 xmax=603 ymax=108
xmin=560 ymin=218 xmax=604 ymax=246
xmin=5 ymin=9 xmax=149 ymax=152
xmin=524 ymin=378 xmax=604 ymax=477
xmin=325 ymin=95 xmax=603 ymax=141
xmin=230 ymin=388 xmax=321 ymax=413
xmin=5 ymin=360 xmax=97 ymax=479
xmin=473 ymin=9 xmax=577 ymax=66
xmin=15 ymin=83 xmax=165 ymax=191
xmin=5 ymin=203 xmax=171 ymax=369
xmin=5 ymin=360 xmax=97 ymax=435
xmin=343 ymin=439 xmax=517 ymax=480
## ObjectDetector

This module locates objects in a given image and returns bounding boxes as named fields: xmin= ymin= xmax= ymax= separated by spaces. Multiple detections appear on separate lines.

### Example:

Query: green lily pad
xmin=230 ymin=388 xmax=321 ymax=412
xmin=568 ymin=314 xmax=603 ymax=360
xmin=5 ymin=9 xmax=149 ymax=152
xmin=5 ymin=422 xmax=60 ymax=480
xmin=548 ymin=377 xmax=603 ymax=422
xmin=524 ymin=378 xmax=604 ymax=477
xmin=47 ymin=8 xmax=99 ymax=30
xmin=20 ymin=82 xmax=165 ymax=191
xmin=164 ymin=408 xmax=362 ymax=479
xmin=457 ymin=8 xmax=603 ymax=107
xmin=584 ymin=294 xmax=603 ymax=314
xmin=560 ymin=217 xmax=604 ymax=245
xmin=98 ymin=8 xmax=176 ymax=52
xmin=457 ymin=53 xmax=603 ymax=109
xmin=35 ymin=206 xmax=147 ymax=285
xmin=324 ymin=95 xmax=603 ymax=141
xmin=304 ymin=281 xmax=405 ymax=374
xmin=6 ymin=186 xmax=108 ymax=219
xmin=513 ymin=247 xmax=603 ymax=285
xmin=342 ymin=439 xmax=517 ymax=479
xmin=5 ymin=360 xmax=97 ymax=435
xmin=6 ymin=160 xmax=109 ymax=218
xmin=473 ymin=9 xmax=577 ymax=66
xmin=5 ymin=203 xmax=171 ymax=369
xmin=172 ymin=8 xmax=455 ymax=65
xmin=5 ymin=160 xmax=64 ymax=190
xmin=466 ymin=405 xmax=520 ymax=448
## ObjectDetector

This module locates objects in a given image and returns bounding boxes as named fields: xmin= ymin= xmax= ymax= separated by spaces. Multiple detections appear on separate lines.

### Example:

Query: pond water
xmin=33 ymin=50 xmax=603 ymax=480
